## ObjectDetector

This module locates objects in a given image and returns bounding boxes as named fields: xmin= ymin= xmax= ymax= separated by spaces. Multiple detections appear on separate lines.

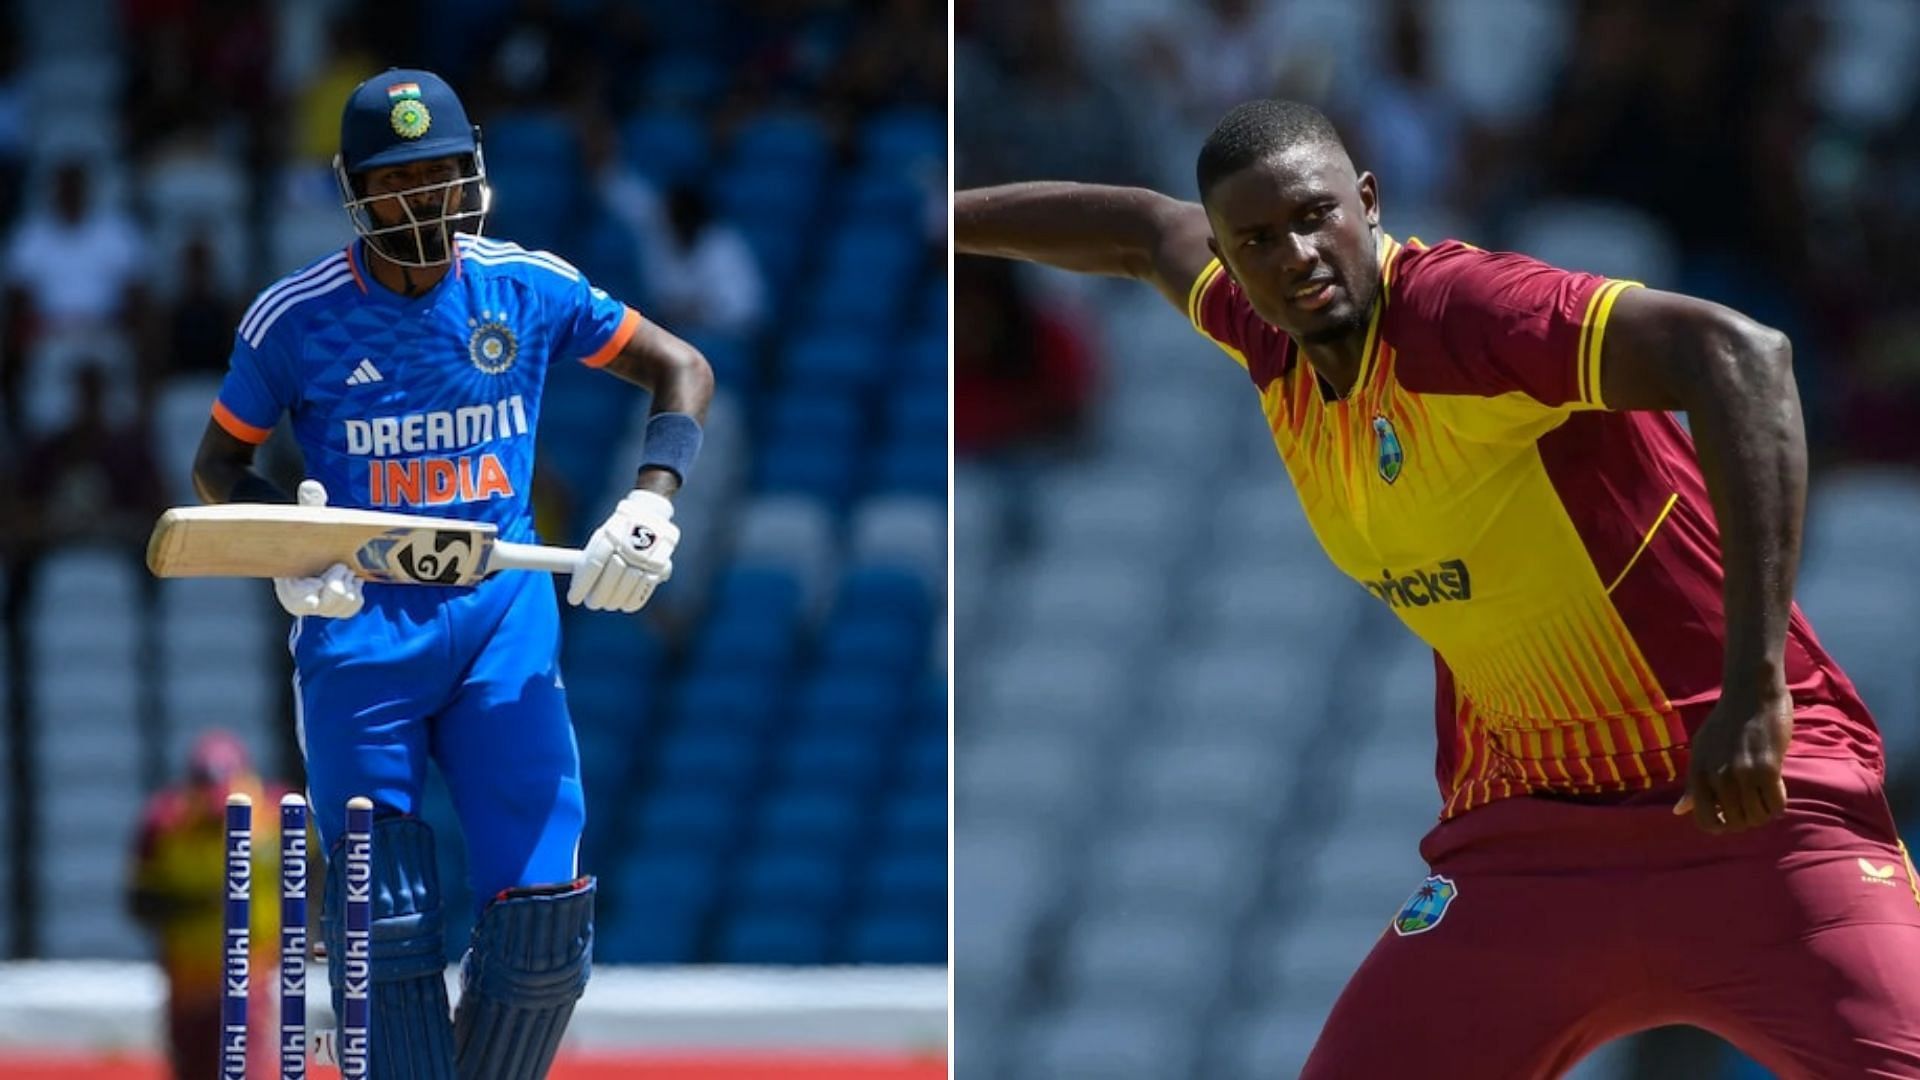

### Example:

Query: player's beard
xmin=1295 ymin=305 xmax=1371 ymax=346
xmin=370 ymin=220 xmax=450 ymax=265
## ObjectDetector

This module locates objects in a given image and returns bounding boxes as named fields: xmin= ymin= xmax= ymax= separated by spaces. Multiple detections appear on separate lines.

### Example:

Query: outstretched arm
xmin=1599 ymin=288 xmax=1805 ymax=835
xmin=955 ymin=183 xmax=1215 ymax=312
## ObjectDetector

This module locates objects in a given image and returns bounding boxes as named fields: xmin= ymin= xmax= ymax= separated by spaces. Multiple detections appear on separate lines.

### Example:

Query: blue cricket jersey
xmin=213 ymin=235 xmax=640 ymax=544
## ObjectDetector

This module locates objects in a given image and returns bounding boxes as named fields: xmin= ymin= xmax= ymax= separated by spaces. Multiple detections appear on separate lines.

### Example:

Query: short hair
xmin=1196 ymin=99 xmax=1348 ymax=201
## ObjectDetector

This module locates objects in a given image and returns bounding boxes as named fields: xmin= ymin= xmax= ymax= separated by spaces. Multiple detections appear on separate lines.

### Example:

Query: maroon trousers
xmin=1302 ymin=754 xmax=1920 ymax=1079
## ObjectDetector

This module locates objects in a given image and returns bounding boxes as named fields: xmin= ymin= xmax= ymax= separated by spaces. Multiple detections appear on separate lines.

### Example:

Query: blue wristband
xmin=639 ymin=412 xmax=703 ymax=485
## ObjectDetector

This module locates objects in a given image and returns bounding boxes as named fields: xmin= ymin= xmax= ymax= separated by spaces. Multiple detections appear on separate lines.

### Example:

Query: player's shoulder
xmin=456 ymin=234 xmax=584 ymax=286
xmin=237 ymin=247 xmax=359 ymax=349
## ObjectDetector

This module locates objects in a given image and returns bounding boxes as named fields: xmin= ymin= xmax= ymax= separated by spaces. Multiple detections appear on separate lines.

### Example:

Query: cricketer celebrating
xmin=957 ymin=100 xmax=1920 ymax=1078
xmin=191 ymin=69 xmax=714 ymax=1077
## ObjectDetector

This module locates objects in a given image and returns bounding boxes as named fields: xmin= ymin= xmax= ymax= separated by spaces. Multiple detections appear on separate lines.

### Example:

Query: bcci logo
xmin=1392 ymin=874 xmax=1458 ymax=936
xmin=387 ymin=82 xmax=431 ymax=139
xmin=1373 ymin=413 xmax=1404 ymax=484
xmin=468 ymin=316 xmax=518 ymax=375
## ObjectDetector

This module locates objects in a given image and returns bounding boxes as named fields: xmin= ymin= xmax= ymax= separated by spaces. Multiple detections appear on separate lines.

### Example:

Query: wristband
xmin=638 ymin=412 xmax=703 ymax=485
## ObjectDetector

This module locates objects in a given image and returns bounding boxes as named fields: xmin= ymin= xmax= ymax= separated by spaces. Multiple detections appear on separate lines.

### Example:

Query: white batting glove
xmin=273 ymin=480 xmax=365 ymax=619
xmin=568 ymin=490 xmax=679 ymax=613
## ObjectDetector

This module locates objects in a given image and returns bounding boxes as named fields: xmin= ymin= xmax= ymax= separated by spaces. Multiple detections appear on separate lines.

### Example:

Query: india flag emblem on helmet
xmin=387 ymin=83 xmax=430 ymax=139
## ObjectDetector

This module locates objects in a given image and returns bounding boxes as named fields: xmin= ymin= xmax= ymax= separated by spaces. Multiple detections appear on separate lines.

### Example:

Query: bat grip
xmin=488 ymin=541 xmax=585 ymax=577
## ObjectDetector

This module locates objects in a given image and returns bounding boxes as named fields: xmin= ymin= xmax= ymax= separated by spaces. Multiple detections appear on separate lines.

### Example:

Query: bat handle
xmin=488 ymin=541 xmax=585 ymax=577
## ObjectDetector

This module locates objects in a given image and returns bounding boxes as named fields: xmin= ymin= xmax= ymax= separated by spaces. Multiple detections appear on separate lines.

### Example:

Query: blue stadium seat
xmin=600 ymin=907 xmax=704 ymax=964
xmin=779 ymin=332 xmax=885 ymax=387
xmin=794 ymin=670 xmax=911 ymax=736
xmin=917 ymin=275 xmax=946 ymax=336
xmin=709 ymin=564 xmax=804 ymax=622
xmin=739 ymin=225 xmax=806 ymax=293
xmin=719 ymin=911 xmax=830 ymax=964
xmin=635 ymin=786 xmax=744 ymax=848
xmin=776 ymin=730 xmax=888 ymax=791
xmin=689 ymin=613 xmax=799 ymax=677
xmin=733 ymin=849 xmax=849 ymax=910
xmin=656 ymin=728 xmax=763 ymax=791
xmin=715 ymin=165 xmax=822 ymax=226
xmin=644 ymin=55 xmax=727 ymax=108
xmin=620 ymin=111 xmax=711 ymax=187
xmin=824 ymin=223 xmax=921 ymax=280
xmin=882 ymin=789 xmax=947 ymax=849
xmin=873 ymin=437 xmax=947 ymax=496
xmin=806 ymin=265 xmax=907 ymax=332
xmin=837 ymin=564 xmax=933 ymax=625
xmin=667 ymin=672 xmax=781 ymax=732
xmin=820 ymin=615 xmax=924 ymax=677
xmin=886 ymin=378 xmax=946 ymax=442
xmin=862 ymin=850 xmax=946 ymax=909
xmin=859 ymin=107 xmax=945 ymax=169
xmin=756 ymin=438 xmax=858 ymax=504
xmin=837 ymin=168 xmax=928 ymax=227
xmin=901 ymin=330 xmax=945 ymax=382
xmin=606 ymin=850 xmax=725 ymax=962
xmin=565 ymin=674 xmax=653 ymax=745
xmin=901 ymin=731 xmax=947 ymax=795
xmin=768 ymin=391 xmax=865 ymax=446
xmin=483 ymin=113 xmax=582 ymax=172
xmin=564 ymin=613 xmax=667 ymax=678
xmin=755 ymin=787 xmax=865 ymax=851
xmin=727 ymin=111 xmax=831 ymax=174
xmin=847 ymin=911 xmax=944 ymax=964
xmin=914 ymin=675 xmax=946 ymax=730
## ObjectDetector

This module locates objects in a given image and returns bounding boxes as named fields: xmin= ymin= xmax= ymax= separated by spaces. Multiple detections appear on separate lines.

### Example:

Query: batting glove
xmin=569 ymin=490 xmax=678 ymax=613
xmin=272 ymin=480 xmax=365 ymax=619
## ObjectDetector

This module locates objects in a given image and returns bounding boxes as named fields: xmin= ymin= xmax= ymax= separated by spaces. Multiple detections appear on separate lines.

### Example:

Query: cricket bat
xmin=146 ymin=504 xmax=583 ymax=585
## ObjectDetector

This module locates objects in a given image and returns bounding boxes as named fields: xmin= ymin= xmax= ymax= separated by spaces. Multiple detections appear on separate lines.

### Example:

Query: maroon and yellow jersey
xmin=1188 ymin=236 xmax=1882 ymax=818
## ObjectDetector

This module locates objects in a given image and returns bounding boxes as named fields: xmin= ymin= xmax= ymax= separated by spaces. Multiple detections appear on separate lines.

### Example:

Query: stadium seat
xmin=882 ymin=788 xmax=947 ymax=849
xmin=836 ymin=167 xmax=928 ymax=227
xmin=1016 ymin=1001 xmax=1201 ymax=1080
xmin=823 ymin=223 xmax=922 ymax=281
xmin=655 ymin=728 xmax=764 ymax=791
xmin=859 ymin=107 xmax=945 ymax=169
xmin=621 ymin=110 xmax=711 ymax=186
xmin=766 ymin=390 xmax=865 ymax=446
xmin=861 ymin=850 xmax=946 ymax=909
xmin=1215 ymin=1009 xmax=1330 ymax=1080
xmin=482 ymin=112 xmax=582 ymax=173
xmin=757 ymin=436 xmax=859 ymax=504
xmin=688 ymin=612 xmax=800 ymax=677
xmin=835 ymin=563 xmax=933 ymax=624
xmin=755 ymin=787 xmax=865 ymax=851
xmin=714 ymin=163 xmax=822 ymax=225
xmin=718 ymin=911 xmax=830 ymax=964
xmin=726 ymin=110 xmax=831 ymax=175
xmin=819 ymin=615 xmax=924 ymax=677
xmin=666 ymin=673 xmax=782 ymax=733
xmin=1059 ymin=908 xmax=1236 ymax=1008
xmin=730 ymin=498 xmax=837 ymax=607
xmin=850 ymin=495 xmax=945 ymax=584
xmin=634 ymin=786 xmax=745 ymax=849
xmin=873 ymin=437 xmax=947 ymax=495
xmin=774 ymin=730 xmax=888 ymax=792
xmin=732 ymin=848 xmax=850 ymax=910
xmin=794 ymin=670 xmax=910 ymax=736
xmin=708 ymin=561 xmax=806 ymax=623
xmin=778 ymin=331 xmax=886 ymax=387
xmin=847 ymin=910 xmax=944 ymax=964
xmin=900 ymin=730 xmax=947 ymax=795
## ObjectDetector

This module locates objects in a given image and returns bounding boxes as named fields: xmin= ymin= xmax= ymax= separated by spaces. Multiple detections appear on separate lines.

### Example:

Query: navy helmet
xmin=333 ymin=68 xmax=490 ymax=266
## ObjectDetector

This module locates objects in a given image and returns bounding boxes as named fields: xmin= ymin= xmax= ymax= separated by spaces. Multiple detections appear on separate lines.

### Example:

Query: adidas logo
xmin=345 ymin=359 xmax=384 ymax=386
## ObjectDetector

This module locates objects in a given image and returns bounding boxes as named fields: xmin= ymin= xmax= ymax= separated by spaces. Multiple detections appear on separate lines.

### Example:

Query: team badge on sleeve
xmin=1373 ymin=414 xmax=1404 ymax=485
xmin=1392 ymin=874 xmax=1458 ymax=936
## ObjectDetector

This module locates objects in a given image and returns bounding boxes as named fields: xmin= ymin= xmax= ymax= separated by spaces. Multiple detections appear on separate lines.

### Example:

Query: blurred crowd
xmin=956 ymin=0 xmax=1920 ymax=471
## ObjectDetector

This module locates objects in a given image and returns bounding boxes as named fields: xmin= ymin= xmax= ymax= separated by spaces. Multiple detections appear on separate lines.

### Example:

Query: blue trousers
xmin=292 ymin=569 xmax=585 ymax=910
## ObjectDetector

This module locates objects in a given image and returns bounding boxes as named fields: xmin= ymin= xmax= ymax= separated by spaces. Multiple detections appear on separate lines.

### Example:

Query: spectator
xmin=954 ymin=258 xmax=1097 ymax=457
xmin=637 ymin=183 xmax=767 ymax=342
xmin=2 ymin=161 xmax=150 ymax=433
xmin=15 ymin=363 xmax=165 ymax=551
xmin=162 ymin=235 xmax=240 ymax=379
xmin=128 ymin=730 xmax=292 ymax=1080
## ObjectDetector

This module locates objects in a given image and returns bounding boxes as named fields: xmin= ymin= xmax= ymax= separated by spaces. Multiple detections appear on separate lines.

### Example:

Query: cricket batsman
xmin=957 ymin=100 xmax=1920 ymax=1077
xmin=189 ymin=69 xmax=714 ymax=1077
